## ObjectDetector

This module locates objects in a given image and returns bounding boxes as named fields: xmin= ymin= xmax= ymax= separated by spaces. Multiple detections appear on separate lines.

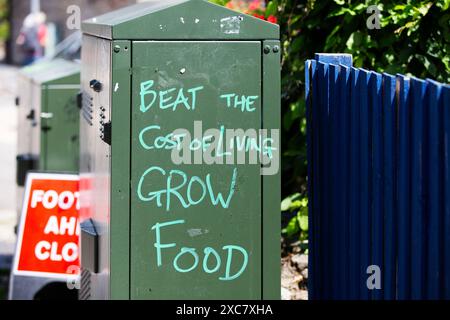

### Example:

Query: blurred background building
xmin=3 ymin=0 xmax=141 ymax=64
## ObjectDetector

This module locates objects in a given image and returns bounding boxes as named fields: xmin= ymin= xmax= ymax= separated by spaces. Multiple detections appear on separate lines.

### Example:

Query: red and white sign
xmin=13 ymin=173 xmax=80 ymax=279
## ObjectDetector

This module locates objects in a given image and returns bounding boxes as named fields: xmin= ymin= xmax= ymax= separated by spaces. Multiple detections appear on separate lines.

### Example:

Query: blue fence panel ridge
xmin=306 ymin=53 xmax=450 ymax=300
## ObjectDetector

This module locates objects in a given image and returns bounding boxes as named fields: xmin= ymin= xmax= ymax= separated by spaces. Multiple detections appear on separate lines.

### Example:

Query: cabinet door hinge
xmin=100 ymin=122 xmax=111 ymax=145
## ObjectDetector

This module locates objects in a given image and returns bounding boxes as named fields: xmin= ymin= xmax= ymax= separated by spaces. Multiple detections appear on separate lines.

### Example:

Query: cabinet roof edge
xmin=20 ymin=59 xmax=80 ymax=85
xmin=82 ymin=0 xmax=279 ymax=40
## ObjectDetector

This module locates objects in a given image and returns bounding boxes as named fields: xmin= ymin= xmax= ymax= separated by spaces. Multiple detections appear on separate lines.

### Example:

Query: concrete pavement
xmin=0 ymin=64 xmax=18 ymax=268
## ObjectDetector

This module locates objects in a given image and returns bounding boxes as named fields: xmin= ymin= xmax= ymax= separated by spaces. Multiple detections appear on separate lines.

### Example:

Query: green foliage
xmin=281 ymin=194 xmax=308 ymax=242
xmin=0 ymin=0 xmax=9 ymax=41
xmin=277 ymin=0 xmax=449 ymax=194
xmin=273 ymin=0 xmax=449 ymax=242
xmin=209 ymin=0 xmax=232 ymax=6
xmin=213 ymin=0 xmax=450 ymax=244
xmin=265 ymin=0 xmax=278 ymax=16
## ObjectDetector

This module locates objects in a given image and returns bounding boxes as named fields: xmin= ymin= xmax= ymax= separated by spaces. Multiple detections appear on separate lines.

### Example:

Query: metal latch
xmin=26 ymin=109 xmax=35 ymax=120
xmin=41 ymin=113 xmax=54 ymax=132
xmin=100 ymin=122 xmax=111 ymax=146
xmin=89 ymin=79 xmax=102 ymax=92
xmin=26 ymin=109 xmax=38 ymax=127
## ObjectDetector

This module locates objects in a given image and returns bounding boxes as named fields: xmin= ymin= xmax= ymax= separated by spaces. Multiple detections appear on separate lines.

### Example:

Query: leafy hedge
xmin=277 ymin=0 xmax=449 ymax=243
xmin=212 ymin=0 xmax=450 ymax=245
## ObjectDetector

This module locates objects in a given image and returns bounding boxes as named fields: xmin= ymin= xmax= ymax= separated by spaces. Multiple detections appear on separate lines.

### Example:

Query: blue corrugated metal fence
xmin=306 ymin=53 xmax=450 ymax=300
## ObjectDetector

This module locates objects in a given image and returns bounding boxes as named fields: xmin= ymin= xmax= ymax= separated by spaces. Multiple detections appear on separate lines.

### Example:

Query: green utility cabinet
xmin=16 ymin=59 xmax=80 ymax=216
xmin=80 ymin=0 xmax=280 ymax=300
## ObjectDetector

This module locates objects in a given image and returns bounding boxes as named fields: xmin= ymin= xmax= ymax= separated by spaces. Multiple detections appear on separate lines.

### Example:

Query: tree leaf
xmin=283 ymin=216 xmax=300 ymax=237
xmin=266 ymin=0 xmax=278 ymax=17
xmin=298 ymin=214 xmax=309 ymax=232
xmin=281 ymin=193 xmax=301 ymax=211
